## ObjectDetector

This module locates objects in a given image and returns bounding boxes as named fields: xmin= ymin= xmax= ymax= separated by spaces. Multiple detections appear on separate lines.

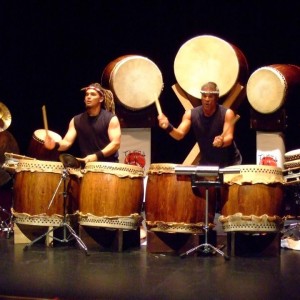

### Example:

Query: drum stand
xmin=179 ymin=174 xmax=230 ymax=260
xmin=0 ymin=206 xmax=14 ymax=239
xmin=24 ymin=168 xmax=89 ymax=255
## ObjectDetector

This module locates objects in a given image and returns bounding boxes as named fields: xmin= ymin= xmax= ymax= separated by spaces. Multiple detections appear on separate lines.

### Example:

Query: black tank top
xmin=74 ymin=110 xmax=119 ymax=162
xmin=191 ymin=105 xmax=242 ymax=167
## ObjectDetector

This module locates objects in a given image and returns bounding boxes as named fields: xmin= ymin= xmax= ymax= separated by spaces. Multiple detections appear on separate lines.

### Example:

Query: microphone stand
xmin=24 ymin=167 xmax=89 ymax=255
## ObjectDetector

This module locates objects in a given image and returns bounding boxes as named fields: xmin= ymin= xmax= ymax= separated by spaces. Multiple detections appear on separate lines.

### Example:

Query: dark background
xmin=1 ymin=0 xmax=300 ymax=164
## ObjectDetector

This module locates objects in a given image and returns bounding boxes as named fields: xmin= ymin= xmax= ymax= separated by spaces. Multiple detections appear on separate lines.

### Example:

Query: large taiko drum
xmin=247 ymin=64 xmax=300 ymax=114
xmin=78 ymin=162 xmax=144 ymax=230
xmin=145 ymin=163 xmax=217 ymax=234
xmin=13 ymin=159 xmax=80 ymax=229
xmin=101 ymin=55 xmax=164 ymax=110
xmin=219 ymin=165 xmax=285 ymax=232
xmin=174 ymin=35 xmax=248 ymax=99
xmin=27 ymin=129 xmax=62 ymax=161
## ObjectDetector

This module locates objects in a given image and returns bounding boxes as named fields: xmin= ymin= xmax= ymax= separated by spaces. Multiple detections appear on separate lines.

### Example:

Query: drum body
xmin=101 ymin=55 xmax=163 ymax=110
xmin=145 ymin=163 xmax=217 ymax=234
xmin=174 ymin=35 xmax=248 ymax=99
xmin=13 ymin=160 xmax=80 ymax=227
xmin=247 ymin=64 xmax=300 ymax=114
xmin=219 ymin=165 xmax=285 ymax=232
xmin=27 ymin=129 xmax=62 ymax=161
xmin=78 ymin=162 xmax=144 ymax=230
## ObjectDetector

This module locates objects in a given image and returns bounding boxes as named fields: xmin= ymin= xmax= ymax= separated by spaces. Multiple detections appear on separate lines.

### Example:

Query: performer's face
xmin=201 ymin=93 xmax=218 ymax=113
xmin=84 ymin=88 xmax=102 ymax=108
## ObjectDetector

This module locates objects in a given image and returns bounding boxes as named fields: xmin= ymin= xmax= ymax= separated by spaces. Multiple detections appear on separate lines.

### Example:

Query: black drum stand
xmin=23 ymin=167 xmax=89 ymax=255
xmin=0 ymin=205 xmax=13 ymax=239
xmin=174 ymin=165 xmax=233 ymax=260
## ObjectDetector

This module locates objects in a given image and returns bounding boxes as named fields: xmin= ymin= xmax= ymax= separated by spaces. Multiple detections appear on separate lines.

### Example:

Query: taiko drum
xmin=145 ymin=163 xmax=217 ymax=234
xmin=13 ymin=159 xmax=80 ymax=227
xmin=78 ymin=162 xmax=144 ymax=230
xmin=219 ymin=165 xmax=285 ymax=232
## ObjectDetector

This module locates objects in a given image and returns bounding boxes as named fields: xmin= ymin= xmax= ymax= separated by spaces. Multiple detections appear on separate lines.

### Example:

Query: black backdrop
xmin=1 ymin=0 xmax=300 ymax=164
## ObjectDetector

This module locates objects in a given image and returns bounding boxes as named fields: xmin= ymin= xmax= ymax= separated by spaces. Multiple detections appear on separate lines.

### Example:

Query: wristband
xmin=165 ymin=123 xmax=174 ymax=133
xmin=96 ymin=150 xmax=105 ymax=160
xmin=54 ymin=142 xmax=60 ymax=150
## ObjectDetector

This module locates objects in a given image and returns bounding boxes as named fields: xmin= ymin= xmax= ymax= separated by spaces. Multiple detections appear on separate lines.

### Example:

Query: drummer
xmin=158 ymin=82 xmax=242 ymax=168
xmin=44 ymin=83 xmax=121 ymax=164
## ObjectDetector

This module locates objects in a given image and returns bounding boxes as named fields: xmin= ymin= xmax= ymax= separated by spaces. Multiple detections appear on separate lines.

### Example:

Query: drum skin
xmin=101 ymin=55 xmax=163 ymax=110
xmin=27 ymin=129 xmax=62 ymax=161
xmin=145 ymin=164 xmax=216 ymax=233
xmin=247 ymin=64 xmax=300 ymax=114
xmin=174 ymin=35 xmax=248 ymax=98
xmin=79 ymin=164 xmax=144 ymax=217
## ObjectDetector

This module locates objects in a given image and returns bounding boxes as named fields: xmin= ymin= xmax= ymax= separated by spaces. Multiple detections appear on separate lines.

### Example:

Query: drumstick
xmin=154 ymin=96 xmax=168 ymax=129
xmin=155 ymin=98 xmax=163 ymax=116
xmin=4 ymin=152 xmax=36 ymax=160
xmin=42 ymin=105 xmax=49 ymax=135
xmin=221 ymin=114 xmax=240 ymax=137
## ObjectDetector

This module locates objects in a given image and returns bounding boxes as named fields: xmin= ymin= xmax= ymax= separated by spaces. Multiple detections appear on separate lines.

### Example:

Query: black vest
xmin=191 ymin=105 xmax=242 ymax=167
xmin=74 ymin=110 xmax=119 ymax=162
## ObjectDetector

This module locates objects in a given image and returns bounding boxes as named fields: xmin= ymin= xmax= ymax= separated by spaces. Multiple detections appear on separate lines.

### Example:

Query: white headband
xmin=200 ymin=90 xmax=219 ymax=94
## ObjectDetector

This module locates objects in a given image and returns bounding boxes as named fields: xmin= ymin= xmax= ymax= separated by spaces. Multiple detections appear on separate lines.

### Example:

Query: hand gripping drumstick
xmin=154 ymin=97 xmax=167 ymax=129
xmin=213 ymin=114 xmax=240 ymax=147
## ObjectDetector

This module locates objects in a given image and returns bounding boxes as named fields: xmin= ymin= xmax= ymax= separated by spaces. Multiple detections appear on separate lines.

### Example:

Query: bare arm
xmin=44 ymin=118 xmax=76 ymax=151
xmin=158 ymin=110 xmax=192 ymax=140
xmin=212 ymin=109 xmax=235 ymax=148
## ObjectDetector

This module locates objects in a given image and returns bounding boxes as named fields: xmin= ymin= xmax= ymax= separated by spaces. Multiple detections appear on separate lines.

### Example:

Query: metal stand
xmin=24 ymin=168 xmax=89 ymax=255
xmin=179 ymin=174 xmax=229 ymax=260
xmin=0 ymin=206 xmax=14 ymax=239
xmin=0 ymin=174 xmax=14 ymax=239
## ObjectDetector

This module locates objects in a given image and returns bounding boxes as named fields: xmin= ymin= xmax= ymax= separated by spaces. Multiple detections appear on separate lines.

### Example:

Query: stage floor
xmin=0 ymin=230 xmax=300 ymax=300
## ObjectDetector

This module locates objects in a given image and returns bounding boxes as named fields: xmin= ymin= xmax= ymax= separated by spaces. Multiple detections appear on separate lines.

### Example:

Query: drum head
xmin=174 ymin=35 xmax=241 ymax=98
xmin=247 ymin=67 xmax=286 ymax=114
xmin=106 ymin=55 xmax=163 ymax=110
xmin=34 ymin=129 xmax=62 ymax=143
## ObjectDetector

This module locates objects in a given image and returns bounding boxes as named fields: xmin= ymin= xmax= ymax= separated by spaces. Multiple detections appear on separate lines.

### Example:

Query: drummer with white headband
xmin=158 ymin=82 xmax=242 ymax=168
xmin=44 ymin=83 xmax=121 ymax=164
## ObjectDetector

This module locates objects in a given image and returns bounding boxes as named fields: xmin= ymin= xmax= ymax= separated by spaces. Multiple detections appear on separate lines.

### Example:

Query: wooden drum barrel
xmin=78 ymin=162 xmax=144 ymax=230
xmin=13 ymin=159 xmax=80 ymax=227
xmin=145 ymin=163 xmax=217 ymax=234
xmin=219 ymin=165 xmax=285 ymax=232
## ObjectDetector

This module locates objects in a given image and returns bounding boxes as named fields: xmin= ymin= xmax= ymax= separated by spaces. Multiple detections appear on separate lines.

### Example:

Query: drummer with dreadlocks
xmin=44 ymin=83 xmax=121 ymax=163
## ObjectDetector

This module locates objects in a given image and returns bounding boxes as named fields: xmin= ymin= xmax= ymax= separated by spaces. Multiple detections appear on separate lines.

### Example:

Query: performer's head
xmin=81 ymin=83 xmax=115 ymax=113
xmin=200 ymin=82 xmax=219 ymax=115
xmin=200 ymin=82 xmax=219 ymax=96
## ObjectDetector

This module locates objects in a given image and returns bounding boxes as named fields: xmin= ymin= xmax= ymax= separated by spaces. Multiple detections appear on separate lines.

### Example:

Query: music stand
xmin=175 ymin=166 xmax=231 ymax=260
xmin=24 ymin=154 xmax=89 ymax=255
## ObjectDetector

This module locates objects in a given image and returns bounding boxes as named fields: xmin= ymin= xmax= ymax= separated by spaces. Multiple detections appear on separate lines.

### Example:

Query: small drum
xmin=247 ymin=64 xmax=300 ymax=114
xmin=78 ymin=162 xmax=144 ymax=230
xmin=27 ymin=129 xmax=62 ymax=161
xmin=101 ymin=55 xmax=164 ymax=110
xmin=219 ymin=165 xmax=285 ymax=232
xmin=174 ymin=35 xmax=248 ymax=99
xmin=145 ymin=163 xmax=217 ymax=234
xmin=13 ymin=159 xmax=80 ymax=228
